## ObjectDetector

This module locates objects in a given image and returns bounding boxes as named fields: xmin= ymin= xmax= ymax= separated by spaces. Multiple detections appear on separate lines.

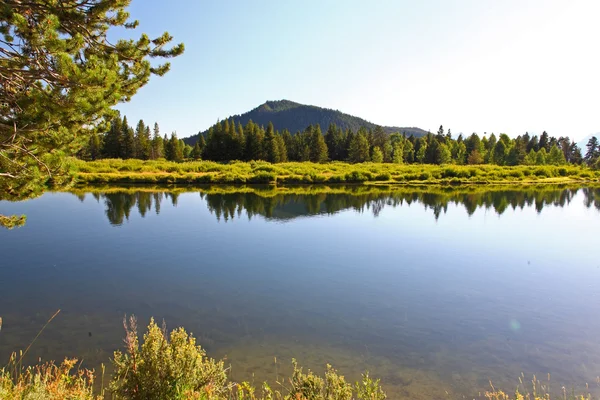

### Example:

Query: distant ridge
xmin=183 ymin=100 xmax=427 ymax=145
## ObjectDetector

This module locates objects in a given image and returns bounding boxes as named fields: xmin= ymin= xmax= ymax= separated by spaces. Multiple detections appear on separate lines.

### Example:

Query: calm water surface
xmin=1 ymin=186 xmax=599 ymax=398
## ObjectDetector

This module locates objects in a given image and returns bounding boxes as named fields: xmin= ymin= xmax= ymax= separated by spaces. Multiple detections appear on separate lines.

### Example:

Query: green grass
xmin=72 ymin=159 xmax=600 ymax=186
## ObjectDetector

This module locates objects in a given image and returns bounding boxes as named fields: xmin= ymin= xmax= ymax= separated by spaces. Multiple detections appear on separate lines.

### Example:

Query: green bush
xmin=111 ymin=317 xmax=227 ymax=400
xmin=374 ymin=172 xmax=391 ymax=181
xmin=418 ymin=171 xmax=431 ymax=181
xmin=249 ymin=171 xmax=276 ymax=184
xmin=345 ymin=170 xmax=369 ymax=182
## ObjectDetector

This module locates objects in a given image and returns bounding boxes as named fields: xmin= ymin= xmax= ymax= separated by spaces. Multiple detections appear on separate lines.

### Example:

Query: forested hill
xmin=183 ymin=100 xmax=427 ymax=145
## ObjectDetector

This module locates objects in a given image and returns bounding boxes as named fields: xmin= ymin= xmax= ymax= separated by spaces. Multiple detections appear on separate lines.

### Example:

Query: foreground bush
xmin=109 ymin=317 xmax=386 ymax=400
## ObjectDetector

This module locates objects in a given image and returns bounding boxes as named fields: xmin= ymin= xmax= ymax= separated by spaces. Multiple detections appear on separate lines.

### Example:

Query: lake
xmin=1 ymin=185 xmax=599 ymax=398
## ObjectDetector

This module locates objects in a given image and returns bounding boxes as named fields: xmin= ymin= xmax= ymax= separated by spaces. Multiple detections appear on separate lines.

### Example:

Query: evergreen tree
xmin=264 ymin=122 xmax=280 ymax=163
xmin=539 ymin=131 xmax=550 ymax=152
xmin=167 ymin=132 xmax=183 ymax=162
xmin=372 ymin=126 xmax=387 ymax=151
xmin=524 ymin=149 xmax=537 ymax=165
xmin=585 ymin=136 xmax=599 ymax=165
xmin=436 ymin=143 xmax=452 ymax=164
xmin=403 ymin=140 xmax=415 ymax=163
xmin=245 ymin=121 xmax=265 ymax=161
xmin=506 ymin=137 xmax=527 ymax=166
xmin=134 ymin=120 xmax=150 ymax=160
xmin=536 ymin=147 xmax=547 ymax=165
xmin=190 ymin=140 xmax=202 ymax=160
xmin=371 ymin=146 xmax=384 ymax=163
xmin=121 ymin=116 xmax=135 ymax=159
xmin=182 ymin=143 xmax=192 ymax=159
xmin=103 ymin=116 xmax=123 ymax=158
xmin=415 ymin=140 xmax=427 ymax=163
xmin=275 ymin=134 xmax=288 ymax=162
xmin=309 ymin=125 xmax=328 ymax=162
xmin=348 ymin=132 xmax=370 ymax=163
xmin=234 ymin=122 xmax=245 ymax=160
xmin=493 ymin=140 xmax=507 ymax=165
xmin=383 ymin=142 xmax=393 ymax=163
xmin=465 ymin=133 xmax=483 ymax=156
xmin=547 ymin=144 xmax=566 ymax=165
xmin=392 ymin=142 xmax=404 ymax=164
xmin=282 ymin=130 xmax=294 ymax=161
xmin=452 ymin=141 xmax=467 ymax=164
xmin=88 ymin=132 xmax=102 ymax=161
xmin=570 ymin=142 xmax=583 ymax=165
xmin=163 ymin=134 xmax=171 ymax=160
xmin=151 ymin=123 xmax=164 ymax=159
xmin=0 ymin=1 xmax=183 ymax=199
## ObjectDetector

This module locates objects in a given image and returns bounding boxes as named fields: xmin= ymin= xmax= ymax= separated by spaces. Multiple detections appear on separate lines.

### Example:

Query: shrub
xmin=111 ymin=317 xmax=227 ymax=400
xmin=0 ymin=357 xmax=98 ymax=400
xmin=345 ymin=170 xmax=369 ymax=182
xmin=249 ymin=171 xmax=276 ymax=184
xmin=374 ymin=172 xmax=391 ymax=181
xmin=418 ymin=171 xmax=431 ymax=181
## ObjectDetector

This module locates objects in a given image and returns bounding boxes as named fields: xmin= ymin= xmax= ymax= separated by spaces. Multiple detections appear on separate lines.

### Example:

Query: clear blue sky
xmin=115 ymin=0 xmax=599 ymax=141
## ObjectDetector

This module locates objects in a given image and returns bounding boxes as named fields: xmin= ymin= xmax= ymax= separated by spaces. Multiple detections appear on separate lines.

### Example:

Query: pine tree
xmin=539 ymin=131 xmax=550 ymax=152
xmin=163 ymin=134 xmax=171 ymax=160
xmin=452 ymin=141 xmax=467 ymax=165
xmin=103 ymin=116 xmax=123 ymax=158
xmin=585 ymin=136 xmax=599 ymax=165
xmin=392 ymin=142 xmax=404 ymax=164
xmin=348 ymin=132 xmax=370 ymax=163
xmin=121 ymin=116 xmax=135 ymax=159
xmin=134 ymin=119 xmax=150 ymax=159
xmin=168 ymin=133 xmax=183 ymax=162
xmin=87 ymin=132 xmax=102 ymax=161
xmin=275 ymin=134 xmax=288 ymax=162
xmin=372 ymin=126 xmax=387 ymax=151
xmin=536 ymin=148 xmax=547 ymax=165
xmin=493 ymin=140 xmax=507 ymax=165
xmin=548 ymin=144 xmax=566 ymax=165
xmin=403 ymin=140 xmax=415 ymax=163
xmin=264 ymin=122 xmax=280 ymax=163
xmin=190 ymin=140 xmax=202 ymax=160
xmin=309 ymin=125 xmax=328 ymax=163
xmin=151 ymin=123 xmax=164 ymax=159
xmin=371 ymin=146 xmax=384 ymax=163
xmin=0 ymin=1 xmax=183 ymax=201
xmin=436 ymin=143 xmax=452 ymax=164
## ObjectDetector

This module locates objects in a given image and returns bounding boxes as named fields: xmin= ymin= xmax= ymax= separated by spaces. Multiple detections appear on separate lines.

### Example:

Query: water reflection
xmin=2 ymin=184 xmax=600 ymax=398
xmin=79 ymin=186 xmax=600 ymax=225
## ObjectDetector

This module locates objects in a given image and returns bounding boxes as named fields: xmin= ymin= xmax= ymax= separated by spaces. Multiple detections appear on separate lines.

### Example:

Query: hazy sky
xmin=115 ymin=0 xmax=599 ymax=141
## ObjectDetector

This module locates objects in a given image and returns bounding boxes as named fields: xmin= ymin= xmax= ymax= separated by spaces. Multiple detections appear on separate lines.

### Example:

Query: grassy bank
xmin=72 ymin=159 xmax=600 ymax=186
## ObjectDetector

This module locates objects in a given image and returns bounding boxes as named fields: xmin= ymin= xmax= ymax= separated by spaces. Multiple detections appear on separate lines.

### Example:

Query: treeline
xmin=81 ymin=116 xmax=600 ymax=168
xmin=79 ymin=115 xmax=195 ymax=162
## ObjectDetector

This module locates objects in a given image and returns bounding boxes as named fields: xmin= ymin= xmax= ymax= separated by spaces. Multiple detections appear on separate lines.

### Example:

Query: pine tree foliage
xmin=0 ymin=0 xmax=184 ymax=200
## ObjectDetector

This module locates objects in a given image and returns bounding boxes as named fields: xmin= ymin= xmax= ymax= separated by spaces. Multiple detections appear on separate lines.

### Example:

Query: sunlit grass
xmin=72 ymin=159 xmax=600 ymax=186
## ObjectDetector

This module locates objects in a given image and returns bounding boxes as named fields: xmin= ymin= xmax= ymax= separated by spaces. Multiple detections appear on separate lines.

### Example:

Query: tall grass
xmin=72 ymin=159 xmax=600 ymax=186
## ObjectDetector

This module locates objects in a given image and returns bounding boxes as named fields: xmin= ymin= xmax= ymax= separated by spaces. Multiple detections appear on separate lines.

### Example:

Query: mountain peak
xmin=184 ymin=100 xmax=427 ymax=143
xmin=256 ymin=100 xmax=302 ymax=113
